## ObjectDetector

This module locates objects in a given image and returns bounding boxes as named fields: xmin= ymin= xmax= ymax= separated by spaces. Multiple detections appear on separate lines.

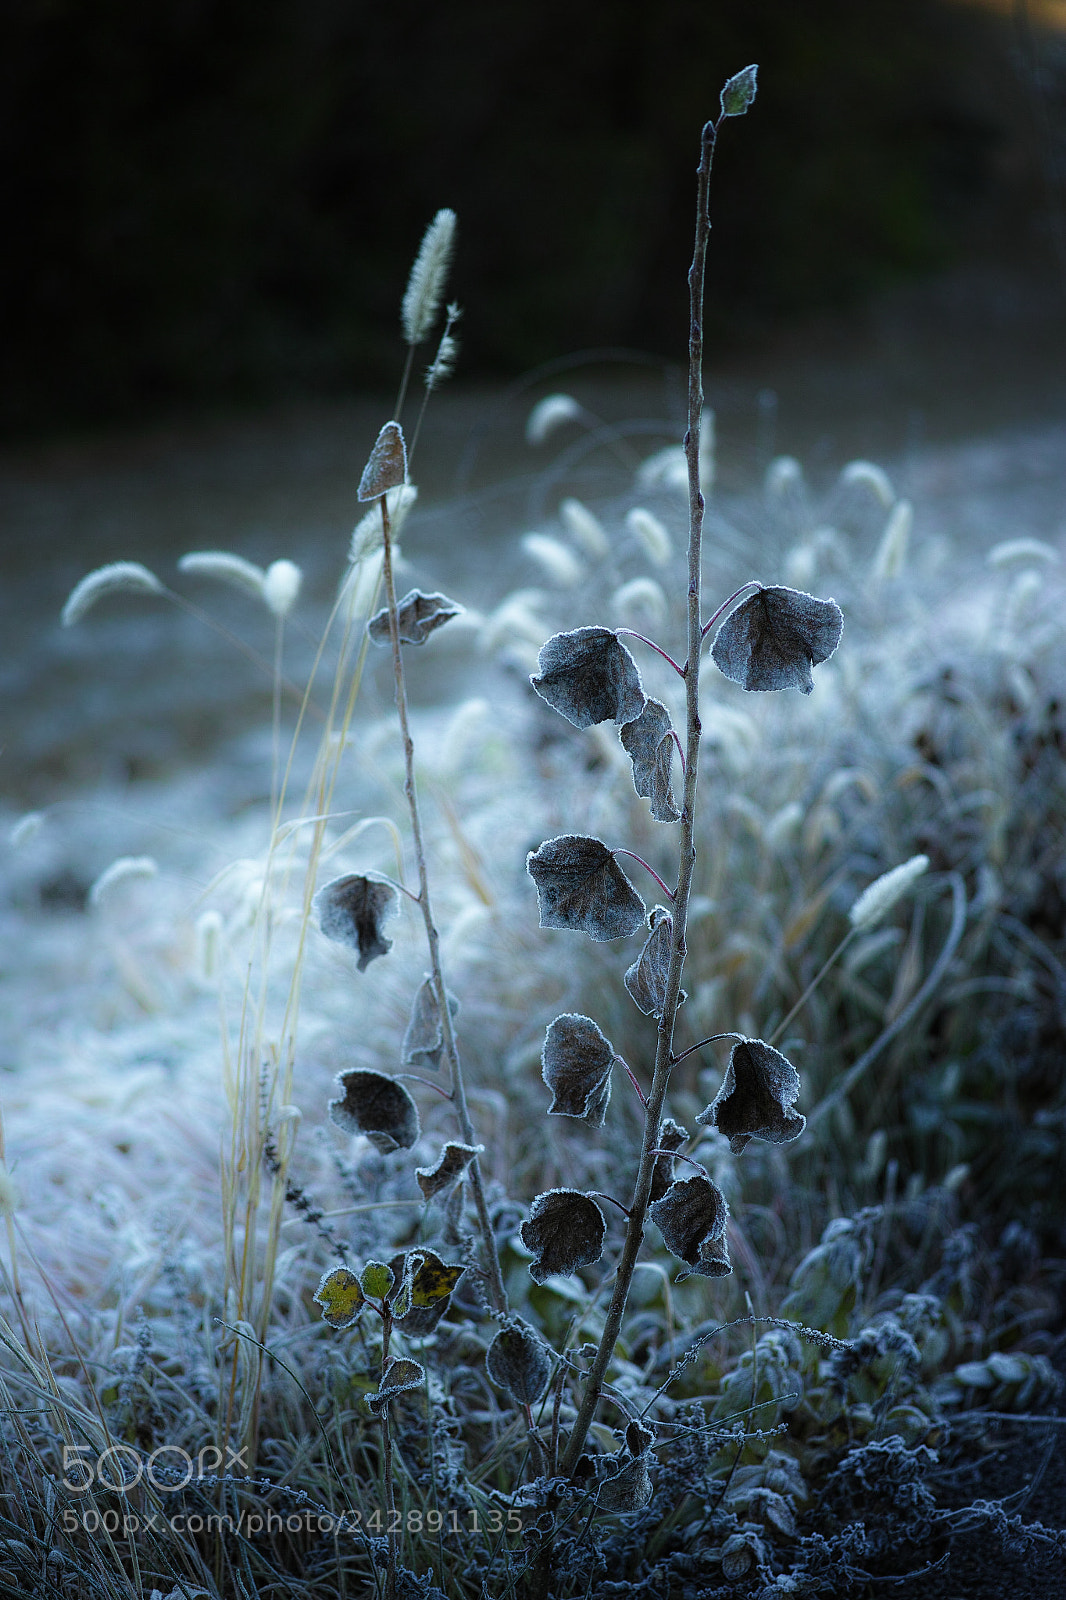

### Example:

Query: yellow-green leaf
xmin=313 ymin=1266 xmax=366 ymax=1329
xmin=360 ymin=1261 xmax=394 ymax=1300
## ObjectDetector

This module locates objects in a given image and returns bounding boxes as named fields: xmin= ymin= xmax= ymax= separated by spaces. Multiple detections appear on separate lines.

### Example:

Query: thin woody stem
xmin=561 ymin=112 xmax=719 ymax=1480
xmin=613 ymin=850 xmax=676 ymax=901
xmin=701 ymin=579 xmax=763 ymax=641
xmin=379 ymin=496 xmax=508 ymax=1313
xmin=615 ymin=629 xmax=687 ymax=678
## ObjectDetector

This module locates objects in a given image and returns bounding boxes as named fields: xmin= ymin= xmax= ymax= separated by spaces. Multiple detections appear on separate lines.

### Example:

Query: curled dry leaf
xmin=530 ymin=626 xmax=645 ymax=728
xmin=328 ymin=1068 xmax=421 ymax=1154
xmin=388 ymin=1247 xmax=466 ymax=1333
xmin=649 ymin=1116 xmax=690 ymax=1203
xmin=402 ymin=977 xmax=460 ymax=1071
xmin=314 ymin=873 xmax=396 ymax=972
xmin=526 ymin=834 xmax=645 ymax=942
xmin=541 ymin=1013 xmax=616 ymax=1127
xmin=358 ymin=420 xmax=407 ymax=502
xmin=648 ymin=1174 xmax=732 ymax=1279
xmin=367 ymin=589 xmax=463 ymax=646
xmin=415 ymin=1141 xmax=483 ymax=1201
xmin=366 ymin=1357 xmax=425 ymax=1416
xmin=624 ymin=907 xmax=686 ymax=1019
xmin=711 ymin=585 xmax=843 ymax=695
xmin=520 ymin=1189 xmax=607 ymax=1284
xmin=313 ymin=1266 xmax=366 ymax=1329
xmin=620 ymin=700 xmax=681 ymax=822
xmin=596 ymin=1452 xmax=654 ymax=1513
xmin=486 ymin=1318 xmax=553 ymax=1406
xmin=695 ymin=1038 xmax=805 ymax=1154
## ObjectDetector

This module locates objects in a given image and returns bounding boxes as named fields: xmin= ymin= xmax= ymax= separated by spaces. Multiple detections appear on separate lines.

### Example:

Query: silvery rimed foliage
xmin=328 ymin=1068 xmax=421 ymax=1154
xmin=624 ymin=908 xmax=686 ymax=1018
xmin=530 ymin=626 xmax=645 ymax=727
xmin=367 ymin=589 xmax=463 ymax=646
xmin=366 ymin=1357 xmax=426 ymax=1416
xmin=619 ymin=699 xmax=681 ymax=821
xmin=719 ymin=62 xmax=758 ymax=118
xmin=415 ymin=1141 xmax=483 ymax=1201
xmin=648 ymin=1173 xmax=732 ymax=1279
xmin=314 ymin=872 xmax=397 ymax=970
xmin=526 ymin=834 xmax=645 ymax=940
xmin=520 ymin=1189 xmax=608 ymax=1283
xmin=486 ymin=1318 xmax=553 ymax=1406
xmin=388 ymin=1247 xmax=465 ymax=1334
xmin=695 ymin=1038 xmax=806 ymax=1154
xmin=711 ymin=584 xmax=843 ymax=694
xmin=541 ymin=1013 xmax=616 ymax=1127
xmin=649 ymin=1117 xmax=689 ymax=1202
xmin=402 ymin=977 xmax=460 ymax=1070
xmin=358 ymin=419 xmax=407 ymax=501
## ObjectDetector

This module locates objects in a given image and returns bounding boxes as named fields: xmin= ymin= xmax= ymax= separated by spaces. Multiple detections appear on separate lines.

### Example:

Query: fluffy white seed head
xmin=521 ymin=533 xmax=584 ymax=586
xmin=195 ymin=909 xmax=224 ymax=982
xmin=870 ymin=499 xmax=913 ymax=581
xmin=1005 ymin=568 xmax=1044 ymax=629
xmin=61 ymin=562 xmax=164 ymax=627
xmin=424 ymin=331 xmax=460 ymax=391
xmin=526 ymin=393 xmax=583 ymax=445
xmin=263 ymin=559 xmax=302 ymax=618
xmin=849 ymin=855 xmax=929 ymax=932
xmin=987 ymin=537 xmax=1060 ymax=568
xmin=348 ymin=485 xmax=418 ymax=565
xmin=401 ymin=208 xmax=457 ymax=344
xmin=841 ymin=459 xmax=895 ymax=505
xmin=611 ymin=577 xmax=668 ymax=628
xmin=89 ymin=855 xmax=159 ymax=908
xmin=626 ymin=507 xmax=671 ymax=566
xmin=559 ymin=498 xmax=609 ymax=558
xmin=637 ymin=446 xmax=688 ymax=495
xmin=765 ymin=456 xmax=804 ymax=498
xmin=177 ymin=551 xmax=265 ymax=599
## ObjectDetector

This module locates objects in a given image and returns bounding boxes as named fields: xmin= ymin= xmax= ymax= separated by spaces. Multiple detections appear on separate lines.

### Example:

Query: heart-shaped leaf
xmin=530 ymin=626 xmax=645 ymax=728
xmin=649 ymin=1174 xmax=732 ymax=1280
xmin=620 ymin=700 xmax=681 ymax=822
xmin=314 ymin=873 xmax=396 ymax=971
xmin=313 ymin=1265 xmax=366 ymax=1329
xmin=402 ymin=978 xmax=460 ymax=1071
xmin=541 ymin=1014 xmax=616 ymax=1127
xmin=624 ymin=907 xmax=686 ymax=1018
xmin=520 ymin=1189 xmax=607 ymax=1284
xmin=649 ymin=1116 xmax=690 ymax=1202
xmin=695 ymin=1038 xmax=805 ymax=1154
xmin=358 ymin=420 xmax=408 ymax=502
xmin=526 ymin=835 xmax=645 ymax=941
xmin=366 ymin=1356 xmax=425 ymax=1415
xmin=328 ymin=1068 xmax=420 ymax=1154
xmin=415 ymin=1141 xmax=483 ymax=1201
xmin=367 ymin=589 xmax=463 ymax=646
xmin=486 ymin=1318 xmax=553 ymax=1406
xmin=711 ymin=585 xmax=843 ymax=695
xmin=388 ymin=1248 xmax=466 ymax=1333
xmin=360 ymin=1260 xmax=395 ymax=1300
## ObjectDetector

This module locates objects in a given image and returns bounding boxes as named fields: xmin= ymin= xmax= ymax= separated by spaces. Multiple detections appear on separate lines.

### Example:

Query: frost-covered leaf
xmin=711 ymin=585 xmax=843 ymax=695
xmin=360 ymin=1261 xmax=395 ymax=1300
xmin=695 ymin=1038 xmax=805 ymax=1155
xmin=313 ymin=1266 xmax=366 ymax=1329
xmin=402 ymin=978 xmax=460 ymax=1071
xmin=366 ymin=1357 xmax=425 ymax=1416
xmin=649 ymin=1117 xmax=689 ymax=1203
xmin=541 ymin=1014 xmax=616 ymax=1127
xmin=530 ymin=626 xmax=645 ymax=728
xmin=526 ymin=835 xmax=645 ymax=941
xmin=620 ymin=700 xmax=680 ymax=822
xmin=520 ymin=1190 xmax=607 ymax=1284
xmin=314 ymin=873 xmax=396 ymax=971
xmin=624 ymin=907 xmax=686 ymax=1018
xmin=358 ymin=420 xmax=407 ymax=502
xmin=596 ymin=1453 xmax=654 ymax=1513
xmin=625 ymin=1419 xmax=655 ymax=1457
xmin=367 ymin=589 xmax=463 ymax=646
xmin=486 ymin=1318 xmax=553 ymax=1406
xmin=720 ymin=63 xmax=758 ymax=118
xmin=328 ymin=1069 xmax=420 ymax=1154
xmin=649 ymin=1174 xmax=732 ymax=1279
xmin=415 ymin=1141 xmax=483 ymax=1201
xmin=389 ymin=1248 xmax=466 ymax=1333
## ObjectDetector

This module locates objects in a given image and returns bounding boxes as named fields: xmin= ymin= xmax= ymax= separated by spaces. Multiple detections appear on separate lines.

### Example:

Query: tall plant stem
xmin=378 ymin=497 xmax=508 ymax=1313
xmin=560 ymin=113 xmax=719 ymax=1480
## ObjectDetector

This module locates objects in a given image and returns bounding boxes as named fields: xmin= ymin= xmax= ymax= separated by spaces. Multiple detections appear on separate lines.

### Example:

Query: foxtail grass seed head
xmin=195 ymin=909 xmax=224 ymax=982
xmin=611 ymin=577 xmax=668 ymax=629
xmin=61 ymin=561 xmax=164 ymax=626
xmin=848 ymin=854 xmax=930 ymax=932
xmin=262 ymin=559 xmax=302 ymax=617
xmin=401 ymin=208 xmax=457 ymax=345
xmin=870 ymin=499 xmax=913 ymax=581
xmin=89 ymin=855 xmax=159 ymax=907
xmin=840 ymin=459 xmax=895 ymax=505
xmin=765 ymin=455 xmax=804 ymax=499
xmin=521 ymin=533 xmax=584 ymax=586
xmin=349 ymin=484 xmax=418 ymax=565
xmin=560 ymin=497 xmax=609 ymax=559
xmin=9 ymin=811 xmax=44 ymax=848
xmin=177 ymin=550 xmax=265 ymax=599
xmin=637 ymin=445 xmax=689 ymax=495
xmin=626 ymin=507 xmax=672 ymax=566
xmin=1006 ymin=568 xmax=1044 ymax=629
xmin=987 ymin=536 xmax=1060 ymax=568
xmin=526 ymin=393 xmax=583 ymax=444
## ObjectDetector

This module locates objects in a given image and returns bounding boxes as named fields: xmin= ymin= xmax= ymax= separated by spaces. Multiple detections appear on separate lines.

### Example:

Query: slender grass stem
xmin=768 ymin=931 xmax=855 ymax=1047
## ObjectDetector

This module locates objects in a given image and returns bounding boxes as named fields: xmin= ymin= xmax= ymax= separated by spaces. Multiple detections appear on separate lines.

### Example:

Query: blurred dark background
xmin=2 ymin=0 xmax=1065 ymax=439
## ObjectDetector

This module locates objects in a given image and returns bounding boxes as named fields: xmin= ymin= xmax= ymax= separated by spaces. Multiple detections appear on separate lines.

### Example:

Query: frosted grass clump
xmin=527 ymin=393 xmax=583 ymax=445
xmin=559 ymin=497 xmax=609 ymax=559
xmin=848 ymin=855 xmax=929 ymax=932
xmin=401 ymin=208 xmax=457 ymax=345
xmin=626 ymin=506 xmax=672 ymax=566
xmin=61 ymin=561 xmax=164 ymax=626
